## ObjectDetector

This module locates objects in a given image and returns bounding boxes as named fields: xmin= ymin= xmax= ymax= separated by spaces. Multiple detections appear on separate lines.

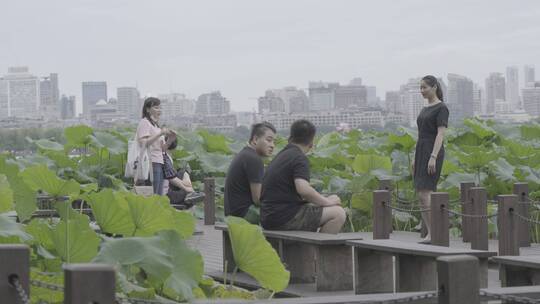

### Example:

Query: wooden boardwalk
xmin=187 ymin=220 xmax=540 ymax=297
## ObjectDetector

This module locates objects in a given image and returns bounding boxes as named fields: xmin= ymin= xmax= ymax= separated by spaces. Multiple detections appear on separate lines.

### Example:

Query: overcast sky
xmin=2 ymin=0 xmax=539 ymax=112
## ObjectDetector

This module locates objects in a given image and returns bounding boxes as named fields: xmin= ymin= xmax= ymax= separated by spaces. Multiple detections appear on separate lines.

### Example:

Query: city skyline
xmin=2 ymin=0 xmax=540 ymax=112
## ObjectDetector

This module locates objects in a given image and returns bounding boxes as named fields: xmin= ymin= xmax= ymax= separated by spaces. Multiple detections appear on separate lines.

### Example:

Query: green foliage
xmin=0 ymin=175 xmax=14 ymax=213
xmin=225 ymin=216 xmax=290 ymax=292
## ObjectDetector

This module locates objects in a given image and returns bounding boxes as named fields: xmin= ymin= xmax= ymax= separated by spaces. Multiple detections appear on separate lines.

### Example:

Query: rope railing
xmin=445 ymin=207 xmax=498 ymax=219
xmin=9 ymin=275 xmax=30 ymax=304
xmin=513 ymin=211 xmax=540 ymax=226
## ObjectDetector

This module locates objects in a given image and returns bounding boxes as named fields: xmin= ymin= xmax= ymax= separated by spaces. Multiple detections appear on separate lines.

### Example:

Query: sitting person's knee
xmin=334 ymin=206 xmax=346 ymax=223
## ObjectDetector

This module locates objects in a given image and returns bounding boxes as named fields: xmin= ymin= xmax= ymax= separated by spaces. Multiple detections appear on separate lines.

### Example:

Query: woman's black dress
xmin=413 ymin=102 xmax=449 ymax=191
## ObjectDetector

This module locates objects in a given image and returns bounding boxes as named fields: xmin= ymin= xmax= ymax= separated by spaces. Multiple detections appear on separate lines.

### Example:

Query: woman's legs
xmin=152 ymin=163 xmax=165 ymax=195
xmin=418 ymin=189 xmax=432 ymax=241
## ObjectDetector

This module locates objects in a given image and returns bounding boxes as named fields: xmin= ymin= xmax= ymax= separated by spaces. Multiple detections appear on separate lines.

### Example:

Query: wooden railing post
xmin=431 ymin=192 xmax=449 ymax=247
xmin=513 ymin=182 xmax=531 ymax=247
xmin=460 ymin=182 xmax=475 ymax=242
xmin=373 ymin=190 xmax=391 ymax=239
xmin=498 ymin=195 xmax=520 ymax=256
xmin=437 ymin=255 xmax=479 ymax=304
xmin=378 ymin=179 xmax=393 ymax=234
xmin=0 ymin=245 xmax=29 ymax=303
xmin=64 ymin=264 xmax=116 ymax=304
xmin=204 ymin=178 xmax=216 ymax=225
xmin=470 ymin=187 xmax=488 ymax=251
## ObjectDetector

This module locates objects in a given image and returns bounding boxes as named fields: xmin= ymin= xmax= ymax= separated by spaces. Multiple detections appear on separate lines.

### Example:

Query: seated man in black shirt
xmin=224 ymin=122 xmax=276 ymax=219
xmin=261 ymin=120 xmax=346 ymax=234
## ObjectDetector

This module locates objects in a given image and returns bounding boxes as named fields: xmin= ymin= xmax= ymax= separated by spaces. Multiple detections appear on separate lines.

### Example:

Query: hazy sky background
xmin=2 ymin=0 xmax=540 ymax=112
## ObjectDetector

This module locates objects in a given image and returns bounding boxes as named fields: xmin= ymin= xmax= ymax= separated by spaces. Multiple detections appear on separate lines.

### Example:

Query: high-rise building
xmin=82 ymin=81 xmax=107 ymax=117
xmin=385 ymin=91 xmax=403 ymax=114
xmin=447 ymin=73 xmax=474 ymax=121
xmin=366 ymin=86 xmax=378 ymax=107
xmin=40 ymin=73 xmax=60 ymax=119
xmin=473 ymin=84 xmax=483 ymax=115
xmin=524 ymin=65 xmax=536 ymax=87
xmin=258 ymin=90 xmax=285 ymax=114
xmin=334 ymin=84 xmax=368 ymax=110
xmin=401 ymin=78 xmax=424 ymax=126
xmin=308 ymin=81 xmax=338 ymax=111
xmin=506 ymin=66 xmax=520 ymax=109
xmin=522 ymin=82 xmax=540 ymax=117
xmin=195 ymin=91 xmax=230 ymax=115
xmin=117 ymin=87 xmax=140 ymax=119
xmin=159 ymin=93 xmax=195 ymax=123
xmin=60 ymin=95 xmax=76 ymax=120
xmin=0 ymin=67 xmax=40 ymax=118
xmin=485 ymin=73 xmax=505 ymax=114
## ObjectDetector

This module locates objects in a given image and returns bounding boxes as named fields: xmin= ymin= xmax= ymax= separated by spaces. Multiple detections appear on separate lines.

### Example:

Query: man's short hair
xmin=289 ymin=119 xmax=316 ymax=145
xmin=249 ymin=121 xmax=276 ymax=143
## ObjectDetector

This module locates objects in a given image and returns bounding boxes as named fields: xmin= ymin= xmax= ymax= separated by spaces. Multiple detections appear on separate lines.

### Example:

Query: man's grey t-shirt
xmin=224 ymin=147 xmax=264 ymax=217
xmin=260 ymin=144 xmax=310 ymax=229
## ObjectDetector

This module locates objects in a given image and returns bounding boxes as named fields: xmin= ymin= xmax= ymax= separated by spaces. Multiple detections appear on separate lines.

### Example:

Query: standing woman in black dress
xmin=413 ymin=75 xmax=449 ymax=243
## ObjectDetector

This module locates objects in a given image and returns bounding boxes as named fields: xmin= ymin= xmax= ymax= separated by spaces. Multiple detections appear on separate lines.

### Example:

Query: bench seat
xmin=346 ymin=239 xmax=497 ymax=294
xmin=215 ymin=223 xmax=364 ymax=291
xmin=493 ymin=256 xmax=540 ymax=287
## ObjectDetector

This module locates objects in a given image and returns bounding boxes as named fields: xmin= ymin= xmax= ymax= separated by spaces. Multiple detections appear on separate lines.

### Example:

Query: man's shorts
xmin=274 ymin=204 xmax=323 ymax=232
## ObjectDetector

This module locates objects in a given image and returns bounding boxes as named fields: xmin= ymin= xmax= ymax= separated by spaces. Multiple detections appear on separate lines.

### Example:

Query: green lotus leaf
xmin=124 ymin=192 xmax=178 ymax=237
xmin=520 ymin=124 xmax=540 ymax=141
xmin=26 ymin=219 xmax=54 ymax=250
xmin=160 ymin=230 xmax=204 ymax=301
xmin=90 ymin=131 xmax=127 ymax=155
xmin=64 ymin=125 xmax=93 ymax=148
xmin=34 ymin=139 xmax=64 ymax=152
xmin=198 ymin=129 xmax=232 ymax=154
xmin=0 ymin=175 xmax=14 ymax=213
xmin=464 ymin=118 xmax=496 ymax=139
xmin=352 ymin=154 xmax=392 ymax=174
xmin=387 ymin=132 xmax=415 ymax=152
xmin=171 ymin=210 xmax=196 ymax=239
xmin=20 ymin=165 xmax=80 ymax=197
xmin=49 ymin=217 xmax=100 ymax=263
xmin=225 ymin=216 xmax=290 ymax=292
xmin=0 ymin=214 xmax=32 ymax=242
xmin=86 ymin=189 xmax=135 ymax=236
xmin=93 ymin=234 xmax=173 ymax=281
xmin=198 ymin=152 xmax=232 ymax=174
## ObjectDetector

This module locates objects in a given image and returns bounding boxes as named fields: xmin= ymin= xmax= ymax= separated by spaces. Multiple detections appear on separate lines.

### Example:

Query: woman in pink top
xmin=136 ymin=97 xmax=171 ymax=195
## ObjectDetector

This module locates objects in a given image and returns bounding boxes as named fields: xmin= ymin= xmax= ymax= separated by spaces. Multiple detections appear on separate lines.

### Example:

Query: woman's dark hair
xmin=165 ymin=134 xmax=178 ymax=150
xmin=422 ymin=75 xmax=444 ymax=101
xmin=249 ymin=121 xmax=276 ymax=144
xmin=289 ymin=119 xmax=316 ymax=145
xmin=141 ymin=97 xmax=161 ymax=126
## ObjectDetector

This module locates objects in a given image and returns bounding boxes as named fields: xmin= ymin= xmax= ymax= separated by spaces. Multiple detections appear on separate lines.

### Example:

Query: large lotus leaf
xmin=351 ymin=191 xmax=372 ymax=213
xmin=450 ymin=131 xmax=483 ymax=146
xmin=347 ymin=174 xmax=376 ymax=193
xmin=198 ymin=129 xmax=231 ymax=154
xmin=124 ymin=192 xmax=177 ymax=237
xmin=86 ymin=189 xmax=135 ymax=236
xmin=312 ymin=144 xmax=340 ymax=159
xmin=33 ymin=139 xmax=64 ymax=152
xmin=225 ymin=216 xmax=290 ymax=292
xmin=439 ymin=172 xmax=486 ymax=190
xmin=42 ymin=151 xmax=78 ymax=170
xmin=352 ymin=154 xmax=392 ymax=174
xmin=171 ymin=210 xmax=196 ymax=239
xmin=49 ymin=217 xmax=100 ymax=263
xmin=90 ymin=131 xmax=127 ymax=155
xmin=387 ymin=132 xmax=415 ymax=152
xmin=464 ymin=118 xmax=496 ymax=139
xmin=198 ymin=152 xmax=232 ymax=174
xmin=93 ymin=234 xmax=173 ymax=281
xmin=455 ymin=149 xmax=497 ymax=170
xmin=1 ymin=158 xmax=37 ymax=222
xmin=0 ymin=175 xmax=14 ymax=213
xmin=20 ymin=165 xmax=80 ymax=197
xmin=64 ymin=125 xmax=93 ymax=148
xmin=516 ymin=166 xmax=540 ymax=185
xmin=160 ymin=230 xmax=204 ymax=301
xmin=520 ymin=124 xmax=540 ymax=141
xmin=317 ymin=132 xmax=341 ymax=147
xmin=441 ymin=159 xmax=463 ymax=176
xmin=488 ymin=158 xmax=516 ymax=182
xmin=26 ymin=219 xmax=54 ymax=250
xmin=327 ymin=176 xmax=350 ymax=193
xmin=17 ymin=154 xmax=55 ymax=170
xmin=0 ymin=214 xmax=32 ymax=242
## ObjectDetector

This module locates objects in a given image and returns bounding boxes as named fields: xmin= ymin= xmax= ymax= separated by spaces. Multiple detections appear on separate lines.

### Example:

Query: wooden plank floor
xmin=187 ymin=220 xmax=540 ymax=297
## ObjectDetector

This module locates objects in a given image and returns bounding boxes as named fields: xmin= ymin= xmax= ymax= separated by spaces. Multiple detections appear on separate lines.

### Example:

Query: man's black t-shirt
xmin=260 ymin=144 xmax=310 ymax=229
xmin=224 ymin=147 xmax=264 ymax=217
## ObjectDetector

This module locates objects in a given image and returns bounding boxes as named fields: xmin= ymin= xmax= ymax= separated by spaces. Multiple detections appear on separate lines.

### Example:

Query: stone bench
xmin=346 ymin=239 xmax=496 ymax=294
xmin=215 ymin=223 xmax=364 ymax=291
xmin=493 ymin=256 xmax=540 ymax=287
